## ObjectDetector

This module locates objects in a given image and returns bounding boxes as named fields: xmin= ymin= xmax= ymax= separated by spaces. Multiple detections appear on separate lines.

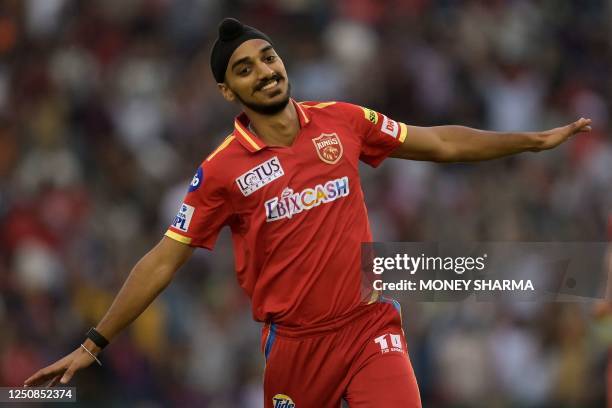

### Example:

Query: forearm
xmin=394 ymin=118 xmax=590 ymax=162
xmin=91 ymin=248 xmax=176 ymax=346
xmin=434 ymin=125 xmax=542 ymax=162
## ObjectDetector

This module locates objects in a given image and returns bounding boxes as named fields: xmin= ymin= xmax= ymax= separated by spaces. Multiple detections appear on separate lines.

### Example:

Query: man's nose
xmin=255 ymin=60 xmax=275 ymax=78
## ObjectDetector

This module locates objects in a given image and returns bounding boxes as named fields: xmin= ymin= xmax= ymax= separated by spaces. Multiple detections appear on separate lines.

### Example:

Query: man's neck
xmin=244 ymin=101 xmax=300 ymax=147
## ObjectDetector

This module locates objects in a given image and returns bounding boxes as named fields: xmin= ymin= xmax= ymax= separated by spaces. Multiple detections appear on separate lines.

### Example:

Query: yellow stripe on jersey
xmin=399 ymin=122 xmax=408 ymax=143
xmin=234 ymin=123 xmax=263 ymax=151
xmin=206 ymin=135 xmax=235 ymax=161
xmin=165 ymin=229 xmax=192 ymax=244
xmin=295 ymin=102 xmax=310 ymax=124
xmin=361 ymin=107 xmax=378 ymax=124
xmin=302 ymin=101 xmax=336 ymax=109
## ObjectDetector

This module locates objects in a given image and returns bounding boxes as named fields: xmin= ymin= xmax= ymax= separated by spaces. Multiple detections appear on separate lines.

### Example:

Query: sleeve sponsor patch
xmin=381 ymin=115 xmax=399 ymax=138
xmin=172 ymin=203 xmax=195 ymax=232
xmin=361 ymin=107 xmax=379 ymax=124
xmin=188 ymin=166 xmax=203 ymax=192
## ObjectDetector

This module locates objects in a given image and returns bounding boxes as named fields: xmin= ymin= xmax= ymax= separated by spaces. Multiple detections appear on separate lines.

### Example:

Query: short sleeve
xmin=165 ymin=162 xmax=232 ymax=250
xmin=342 ymin=103 xmax=408 ymax=167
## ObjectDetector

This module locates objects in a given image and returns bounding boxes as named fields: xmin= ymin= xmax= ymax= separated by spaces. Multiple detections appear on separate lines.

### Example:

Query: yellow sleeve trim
xmin=165 ymin=230 xmax=192 ymax=245
xmin=399 ymin=122 xmax=408 ymax=143
xmin=206 ymin=135 xmax=235 ymax=161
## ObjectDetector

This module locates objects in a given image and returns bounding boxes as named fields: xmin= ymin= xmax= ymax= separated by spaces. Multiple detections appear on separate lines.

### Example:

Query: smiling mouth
xmin=256 ymin=77 xmax=282 ymax=93
xmin=261 ymin=79 xmax=279 ymax=90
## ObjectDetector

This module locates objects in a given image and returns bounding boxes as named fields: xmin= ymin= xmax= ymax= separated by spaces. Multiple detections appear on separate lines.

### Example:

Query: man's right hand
xmin=23 ymin=342 xmax=101 ymax=387
xmin=23 ymin=237 xmax=194 ymax=387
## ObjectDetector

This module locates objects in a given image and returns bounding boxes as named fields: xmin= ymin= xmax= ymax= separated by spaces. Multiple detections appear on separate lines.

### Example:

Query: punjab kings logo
xmin=312 ymin=133 xmax=343 ymax=164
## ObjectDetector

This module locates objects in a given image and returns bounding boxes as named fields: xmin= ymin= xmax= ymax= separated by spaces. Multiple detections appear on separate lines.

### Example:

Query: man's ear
xmin=217 ymin=83 xmax=236 ymax=102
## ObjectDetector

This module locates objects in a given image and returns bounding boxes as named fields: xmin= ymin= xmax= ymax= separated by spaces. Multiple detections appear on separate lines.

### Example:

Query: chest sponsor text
xmin=236 ymin=156 xmax=284 ymax=196
xmin=265 ymin=176 xmax=350 ymax=222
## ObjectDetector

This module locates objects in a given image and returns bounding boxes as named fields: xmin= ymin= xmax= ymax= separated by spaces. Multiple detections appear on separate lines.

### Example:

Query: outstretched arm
xmin=24 ymin=237 xmax=194 ymax=386
xmin=390 ymin=118 xmax=592 ymax=162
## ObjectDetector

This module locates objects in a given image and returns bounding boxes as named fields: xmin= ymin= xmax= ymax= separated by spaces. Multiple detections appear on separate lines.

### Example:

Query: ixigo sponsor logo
xmin=265 ymin=176 xmax=349 ymax=222
xmin=272 ymin=394 xmax=295 ymax=408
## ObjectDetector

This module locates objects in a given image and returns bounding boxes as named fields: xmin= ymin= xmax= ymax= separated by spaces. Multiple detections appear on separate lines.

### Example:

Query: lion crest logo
xmin=312 ymin=133 xmax=343 ymax=164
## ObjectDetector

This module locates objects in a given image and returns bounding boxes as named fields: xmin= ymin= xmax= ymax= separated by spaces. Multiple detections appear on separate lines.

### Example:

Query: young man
xmin=24 ymin=18 xmax=591 ymax=407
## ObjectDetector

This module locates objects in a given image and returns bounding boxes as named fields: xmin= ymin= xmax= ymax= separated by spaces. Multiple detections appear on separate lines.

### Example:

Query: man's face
xmin=219 ymin=39 xmax=291 ymax=115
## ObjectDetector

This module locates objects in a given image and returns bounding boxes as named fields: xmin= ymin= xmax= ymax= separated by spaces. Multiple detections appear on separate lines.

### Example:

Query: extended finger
xmin=24 ymin=368 xmax=58 ymax=387
xmin=47 ymin=375 xmax=62 ymax=388
xmin=24 ymin=359 xmax=68 ymax=386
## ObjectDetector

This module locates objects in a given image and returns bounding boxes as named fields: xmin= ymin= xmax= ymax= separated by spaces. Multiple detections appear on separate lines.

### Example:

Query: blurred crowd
xmin=0 ymin=0 xmax=611 ymax=406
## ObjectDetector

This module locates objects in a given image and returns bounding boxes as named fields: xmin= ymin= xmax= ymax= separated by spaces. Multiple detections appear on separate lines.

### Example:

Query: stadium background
xmin=0 ymin=0 xmax=611 ymax=406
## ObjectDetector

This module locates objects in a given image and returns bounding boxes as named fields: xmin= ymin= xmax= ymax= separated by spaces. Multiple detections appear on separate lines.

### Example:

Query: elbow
xmin=431 ymin=144 xmax=457 ymax=162
xmin=155 ymin=264 xmax=177 ymax=285
xmin=133 ymin=253 xmax=178 ymax=289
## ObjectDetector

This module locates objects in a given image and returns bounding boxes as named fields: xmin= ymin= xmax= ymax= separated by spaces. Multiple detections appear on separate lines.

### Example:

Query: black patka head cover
xmin=210 ymin=18 xmax=273 ymax=83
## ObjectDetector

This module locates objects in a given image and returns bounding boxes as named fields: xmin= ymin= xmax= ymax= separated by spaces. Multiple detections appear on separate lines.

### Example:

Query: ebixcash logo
xmin=236 ymin=156 xmax=284 ymax=196
xmin=264 ymin=176 xmax=350 ymax=222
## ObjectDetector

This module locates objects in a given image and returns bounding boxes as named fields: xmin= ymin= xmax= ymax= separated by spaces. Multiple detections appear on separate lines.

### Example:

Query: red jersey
xmin=166 ymin=100 xmax=407 ymax=327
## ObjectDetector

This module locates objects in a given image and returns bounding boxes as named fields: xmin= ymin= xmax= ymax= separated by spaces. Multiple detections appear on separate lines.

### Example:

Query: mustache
xmin=254 ymin=73 xmax=284 ymax=92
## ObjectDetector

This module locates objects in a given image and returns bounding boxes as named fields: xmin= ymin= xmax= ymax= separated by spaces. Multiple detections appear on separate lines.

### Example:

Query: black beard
xmin=235 ymin=82 xmax=292 ymax=115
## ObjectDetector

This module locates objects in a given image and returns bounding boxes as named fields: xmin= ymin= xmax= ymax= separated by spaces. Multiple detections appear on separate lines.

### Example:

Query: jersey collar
xmin=233 ymin=99 xmax=311 ymax=153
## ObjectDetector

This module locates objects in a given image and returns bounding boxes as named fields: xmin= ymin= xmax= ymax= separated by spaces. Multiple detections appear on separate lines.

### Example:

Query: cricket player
xmin=24 ymin=18 xmax=592 ymax=407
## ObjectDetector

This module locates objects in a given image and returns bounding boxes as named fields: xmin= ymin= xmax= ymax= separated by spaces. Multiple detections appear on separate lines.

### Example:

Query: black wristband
xmin=86 ymin=327 xmax=109 ymax=349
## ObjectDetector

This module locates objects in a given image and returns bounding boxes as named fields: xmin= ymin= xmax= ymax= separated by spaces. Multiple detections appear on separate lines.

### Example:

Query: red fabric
xmin=167 ymin=100 xmax=405 ymax=327
xmin=262 ymin=302 xmax=421 ymax=407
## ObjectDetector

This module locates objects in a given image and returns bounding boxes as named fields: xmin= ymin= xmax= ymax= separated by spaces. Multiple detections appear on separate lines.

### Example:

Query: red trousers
xmin=261 ymin=299 xmax=421 ymax=407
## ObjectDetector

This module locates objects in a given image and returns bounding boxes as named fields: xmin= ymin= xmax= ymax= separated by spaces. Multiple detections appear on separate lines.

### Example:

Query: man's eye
xmin=238 ymin=67 xmax=250 ymax=75
xmin=265 ymin=55 xmax=276 ymax=63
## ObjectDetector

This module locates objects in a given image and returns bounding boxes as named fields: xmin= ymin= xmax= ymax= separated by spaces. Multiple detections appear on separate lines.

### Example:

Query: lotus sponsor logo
xmin=265 ymin=176 xmax=349 ymax=222
xmin=235 ymin=156 xmax=284 ymax=196
xmin=312 ymin=133 xmax=343 ymax=164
